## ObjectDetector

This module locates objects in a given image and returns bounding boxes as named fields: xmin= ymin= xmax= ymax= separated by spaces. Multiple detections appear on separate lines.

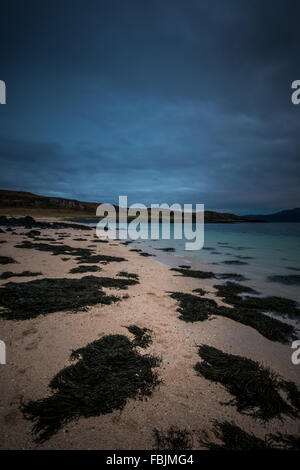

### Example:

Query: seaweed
xmin=126 ymin=325 xmax=153 ymax=348
xmin=0 ymin=256 xmax=16 ymax=264
xmin=170 ymin=289 xmax=295 ymax=343
xmin=215 ymin=273 xmax=247 ymax=281
xmin=199 ymin=421 xmax=269 ymax=450
xmin=192 ymin=288 xmax=207 ymax=296
xmin=268 ymin=274 xmax=300 ymax=286
xmin=178 ymin=265 xmax=191 ymax=269
xmin=21 ymin=334 xmax=161 ymax=442
xmin=222 ymin=260 xmax=248 ymax=265
xmin=153 ymin=427 xmax=193 ymax=450
xmin=0 ymin=271 xmax=41 ymax=280
xmin=139 ymin=252 xmax=153 ymax=257
xmin=170 ymin=292 xmax=216 ymax=322
xmin=194 ymin=345 xmax=300 ymax=420
xmin=170 ymin=268 xmax=215 ymax=279
xmin=69 ymin=265 xmax=101 ymax=274
xmin=0 ymin=216 xmax=91 ymax=231
xmin=215 ymin=281 xmax=300 ymax=318
xmin=15 ymin=240 xmax=126 ymax=264
xmin=76 ymin=254 xmax=126 ymax=264
xmin=15 ymin=240 xmax=93 ymax=259
xmin=117 ymin=272 xmax=139 ymax=280
xmin=198 ymin=421 xmax=300 ymax=450
xmin=0 ymin=275 xmax=138 ymax=320
xmin=157 ymin=247 xmax=175 ymax=252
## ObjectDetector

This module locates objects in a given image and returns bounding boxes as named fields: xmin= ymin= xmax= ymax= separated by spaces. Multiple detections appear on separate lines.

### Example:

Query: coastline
xmin=0 ymin=219 xmax=299 ymax=449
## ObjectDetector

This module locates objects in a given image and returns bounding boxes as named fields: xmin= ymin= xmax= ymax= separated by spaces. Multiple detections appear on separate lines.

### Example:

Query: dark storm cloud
xmin=0 ymin=0 xmax=299 ymax=213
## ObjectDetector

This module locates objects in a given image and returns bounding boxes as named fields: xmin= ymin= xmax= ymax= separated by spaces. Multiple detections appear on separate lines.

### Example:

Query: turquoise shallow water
xmin=91 ymin=221 xmax=300 ymax=303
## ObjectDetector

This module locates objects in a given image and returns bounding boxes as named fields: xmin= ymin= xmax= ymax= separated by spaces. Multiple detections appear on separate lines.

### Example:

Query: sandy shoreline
xmin=0 ymin=220 xmax=299 ymax=449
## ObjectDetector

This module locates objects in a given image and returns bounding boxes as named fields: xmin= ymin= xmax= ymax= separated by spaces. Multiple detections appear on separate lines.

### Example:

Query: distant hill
xmin=0 ymin=189 xmax=261 ymax=222
xmin=245 ymin=208 xmax=300 ymax=223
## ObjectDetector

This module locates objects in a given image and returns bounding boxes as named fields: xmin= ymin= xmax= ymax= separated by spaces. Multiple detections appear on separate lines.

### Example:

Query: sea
xmin=89 ymin=221 xmax=300 ymax=304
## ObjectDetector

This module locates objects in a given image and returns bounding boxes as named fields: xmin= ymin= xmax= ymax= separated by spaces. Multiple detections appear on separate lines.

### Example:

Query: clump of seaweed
xmin=170 ymin=291 xmax=294 ymax=343
xmin=69 ymin=265 xmax=101 ymax=274
xmin=198 ymin=421 xmax=300 ymax=450
xmin=21 ymin=334 xmax=161 ymax=442
xmin=268 ymin=274 xmax=300 ymax=286
xmin=0 ymin=271 xmax=41 ymax=280
xmin=170 ymin=292 xmax=216 ymax=322
xmin=215 ymin=273 xmax=247 ymax=281
xmin=0 ymin=275 xmax=138 ymax=320
xmin=194 ymin=345 xmax=300 ymax=420
xmin=139 ymin=252 xmax=153 ymax=257
xmin=126 ymin=325 xmax=153 ymax=348
xmin=171 ymin=268 xmax=215 ymax=279
xmin=0 ymin=256 xmax=16 ymax=264
xmin=192 ymin=288 xmax=207 ymax=296
xmin=222 ymin=260 xmax=248 ymax=265
xmin=75 ymin=254 xmax=126 ymax=264
xmin=153 ymin=427 xmax=193 ymax=450
xmin=215 ymin=281 xmax=300 ymax=318
xmin=15 ymin=240 xmax=126 ymax=265
xmin=198 ymin=421 xmax=271 ymax=450
xmin=15 ymin=240 xmax=93 ymax=259
xmin=178 ymin=265 xmax=191 ymax=269
xmin=157 ymin=247 xmax=175 ymax=252
xmin=117 ymin=272 xmax=139 ymax=280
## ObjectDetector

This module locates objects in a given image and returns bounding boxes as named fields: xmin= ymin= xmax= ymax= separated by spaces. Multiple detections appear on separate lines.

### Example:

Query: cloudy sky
xmin=0 ymin=0 xmax=299 ymax=214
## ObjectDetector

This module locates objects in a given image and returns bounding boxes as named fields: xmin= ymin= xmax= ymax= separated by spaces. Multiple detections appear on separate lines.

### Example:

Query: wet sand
xmin=0 ymin=221 xmax=299 ymax=449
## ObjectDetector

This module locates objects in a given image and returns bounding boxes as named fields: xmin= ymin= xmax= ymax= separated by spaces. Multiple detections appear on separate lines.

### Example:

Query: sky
xmin=0 ymin=0 xmax=299 ymax=214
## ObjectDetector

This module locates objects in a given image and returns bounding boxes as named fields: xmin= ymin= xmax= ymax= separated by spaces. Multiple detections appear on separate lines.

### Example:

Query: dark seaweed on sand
xmin=76 ymin=253 xmax=126 ymax=264
xmin=170 ymin=268 xmax=215 ymax=279
xmin=170 ymin=292 xmax=217 ymax=322
xmin=69 ymin=265 xmax=101 ymax=274
xmin=0 ymin=275 xmax=138 ymax=320
xmin=126 ymin=325 xmax=153 ymax=348
xmin=153 ymin=427 xmax=193 ymax=450
xmin=15 ymin=240 xmax=126 ymax=264
xmin=198 ymin=421 xmax=300 ymax=450
xmin=117 ymin=271 xmax=139 ymax=280
xmin=0 ymin=271 xmax=41 ymax=280
xmin=170 ymin=290 xmax=295 ymax=343
xmin=192 ymin=288 xmax=207 ymax=296
xmin=0 ymin=256 xmax=16 ymax=264
xmin=194 ymin=345 xmax=300 ymax=421
xmin=215 ymin=281 xmax=300 ymax=318
xmin=15 ymin=240 xmax=93 ymax=258
xmin=21 ymin=334 xmax=161 ymax=442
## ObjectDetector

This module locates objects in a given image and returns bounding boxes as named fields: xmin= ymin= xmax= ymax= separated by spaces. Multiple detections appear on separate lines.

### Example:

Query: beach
xmin=0 ymin=219 xmax=300 ymax=450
